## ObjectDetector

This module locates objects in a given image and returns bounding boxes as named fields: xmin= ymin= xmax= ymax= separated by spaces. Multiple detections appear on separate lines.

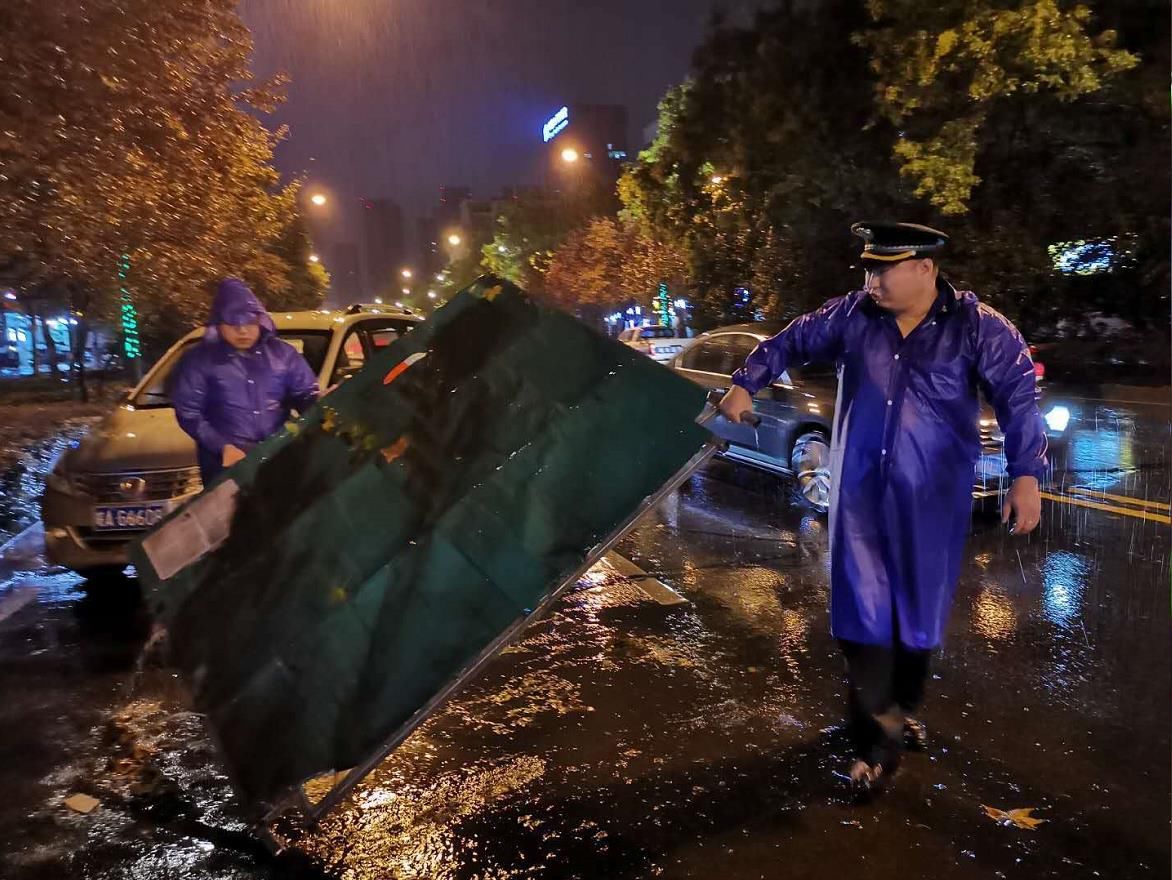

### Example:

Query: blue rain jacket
xmin=171 ymin=279 xmax=320 ymax=485
xmin=732 ymin=281 xmax=1047 ymax=649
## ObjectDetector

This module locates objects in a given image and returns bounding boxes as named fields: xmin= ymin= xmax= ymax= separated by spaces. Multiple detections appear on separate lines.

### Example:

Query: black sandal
xmin=848 ymin=759 xmax=889 ymax=801
xmin=903 ymin=716 xmax=929 ymax=752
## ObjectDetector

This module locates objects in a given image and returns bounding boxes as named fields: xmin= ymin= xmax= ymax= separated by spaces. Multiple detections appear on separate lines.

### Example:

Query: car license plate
xmin=92 ymin=503 xmax=169 ymax=531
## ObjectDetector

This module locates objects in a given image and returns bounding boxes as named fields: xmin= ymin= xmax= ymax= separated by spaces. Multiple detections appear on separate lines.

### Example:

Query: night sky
xmin=240 ymin=0 xmax=768 ymax=241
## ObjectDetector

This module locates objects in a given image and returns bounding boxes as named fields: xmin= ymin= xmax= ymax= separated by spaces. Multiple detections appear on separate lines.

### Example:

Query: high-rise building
xmin=415 ymin=216 xmax=440 ymax=276
xmin=360 ymin=198 xmax=405 ymax=298
xmin=540 ymin=103 xmax=629 ymax=187
xmin=459 ymin=198 xmax=496 ymax=242
xmin=436 ymin=185 xmax=472 ymax=232
xmin=328 ymin=242 xmax=362 ymax=306
xmin=641 ymin=118 xmax=659 ymax=151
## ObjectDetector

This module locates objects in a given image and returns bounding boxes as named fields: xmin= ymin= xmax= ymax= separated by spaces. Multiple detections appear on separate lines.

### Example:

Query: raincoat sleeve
xmin=731 ymin=295 xmax=852 ymax=394
xmin=171 ymin=351 xmax=229 ymax=456
xmin=280 ymin=343 xmax=320 ymax=415
xmin=974 ymin=306 xmax=1048 ymax=482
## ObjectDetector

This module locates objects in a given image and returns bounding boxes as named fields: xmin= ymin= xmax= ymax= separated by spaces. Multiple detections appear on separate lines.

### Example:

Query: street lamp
xmin=710 ymin=174 xmax=724 ymax=184
xmin=561 ymin=147 xmax=579 ymax=164
xmin=373 ymin=297 xmax=383 ymax=304
xmin=401 ymin=287 xmax=410 ymax=295
xmin=447 ymin=233 xmax=462 ymax=247
xmin=401 ymin=268 xmax=413 ymax=279
xmin=427 ymin=290 xmax=437 ymax=299
xmin=310 ymin=193 xmax=327 ymax=207
xmin=309 ymin=254 xmax=320 ymax=263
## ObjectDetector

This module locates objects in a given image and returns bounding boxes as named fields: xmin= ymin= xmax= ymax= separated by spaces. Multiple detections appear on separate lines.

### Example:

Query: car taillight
xmin=1028 ymin=345 xmax=1044 ymax=380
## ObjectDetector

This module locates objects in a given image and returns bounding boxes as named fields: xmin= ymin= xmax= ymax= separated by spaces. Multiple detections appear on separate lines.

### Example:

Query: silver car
xmin=618 ymin=325 xmax=689 ymax=363
xmin=41 ymin=305 xmax=420 ymax=578
xmin=671 ymin=323 xmax=1068 ymax=513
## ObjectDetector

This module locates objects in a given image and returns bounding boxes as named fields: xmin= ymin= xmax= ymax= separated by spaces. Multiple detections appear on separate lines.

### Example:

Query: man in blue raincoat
xmin=720 ymin=222 xmax=1046 ymax=795
xmin=171 ymin=278 xmax=320 ymax=486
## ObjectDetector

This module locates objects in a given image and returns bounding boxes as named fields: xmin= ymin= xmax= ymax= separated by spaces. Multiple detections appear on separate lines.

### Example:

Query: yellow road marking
xmin=1040 ymin=491 xmax=1171 ymax=525
xmin=1067 ymin=486 xmax=1171 ymax=513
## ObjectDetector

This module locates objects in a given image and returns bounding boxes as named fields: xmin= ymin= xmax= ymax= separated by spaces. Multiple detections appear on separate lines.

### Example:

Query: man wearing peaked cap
xmin=720 ymin=221 xmax=1046 ymax=797
xmin=850 ymin=220 xmax=949 ymax=263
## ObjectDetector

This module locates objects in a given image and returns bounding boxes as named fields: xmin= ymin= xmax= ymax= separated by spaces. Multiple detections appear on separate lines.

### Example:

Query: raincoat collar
xmin=203 ymin=278 xmax=275 ymax=343
xmin=861 ymin=277 xmax=959 ymax=322
xmin=933 ymin=277 xmax=960 ymax=317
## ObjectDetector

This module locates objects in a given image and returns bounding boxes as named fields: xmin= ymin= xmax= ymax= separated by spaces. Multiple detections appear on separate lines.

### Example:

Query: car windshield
xmin=130 ymin=330 xmax=333 ymax=408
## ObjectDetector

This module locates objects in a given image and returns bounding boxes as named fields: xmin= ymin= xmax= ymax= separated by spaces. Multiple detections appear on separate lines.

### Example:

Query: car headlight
xmin=1044 ymin=405 xmax=1071 ymax=433
xmin=45 ymin=455 xmax=86 ymax=497
xmin=45 ymin=468 xmax=78 ymax=496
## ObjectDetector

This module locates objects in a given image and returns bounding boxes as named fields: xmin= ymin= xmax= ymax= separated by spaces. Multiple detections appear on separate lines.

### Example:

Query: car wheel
xmin=790 ymin=431 xmax=832 ymax=513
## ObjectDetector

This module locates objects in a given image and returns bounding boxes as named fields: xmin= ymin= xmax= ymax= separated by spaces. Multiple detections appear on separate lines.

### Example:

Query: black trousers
xmin=838 ymin=639 xmax=932 ymax=768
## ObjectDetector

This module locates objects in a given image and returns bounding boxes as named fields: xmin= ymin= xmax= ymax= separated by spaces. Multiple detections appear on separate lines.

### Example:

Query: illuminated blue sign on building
xmin=542 ymin=106 xmax=569 ymax=142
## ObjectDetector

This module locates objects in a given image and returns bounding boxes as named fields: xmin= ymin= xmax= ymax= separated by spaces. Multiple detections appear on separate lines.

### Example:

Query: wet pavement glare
xmin=0 ymin=397 xmax=1167 ymax=879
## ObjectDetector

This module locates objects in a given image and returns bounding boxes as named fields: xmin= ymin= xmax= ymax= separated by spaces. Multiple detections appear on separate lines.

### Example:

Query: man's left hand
xmin=1002 ymin=476 xmax=1041 ymax=535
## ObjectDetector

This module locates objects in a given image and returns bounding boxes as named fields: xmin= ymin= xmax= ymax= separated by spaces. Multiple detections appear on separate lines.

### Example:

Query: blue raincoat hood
xmin=204 ymin=278 xmax=276 ymax=342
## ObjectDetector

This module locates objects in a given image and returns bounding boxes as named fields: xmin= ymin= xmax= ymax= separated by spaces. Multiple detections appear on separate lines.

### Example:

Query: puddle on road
xmin=2 ymin=402 xmax=1168 ymax=880
xmin=0 ymin=420 xmax=94 ymax=548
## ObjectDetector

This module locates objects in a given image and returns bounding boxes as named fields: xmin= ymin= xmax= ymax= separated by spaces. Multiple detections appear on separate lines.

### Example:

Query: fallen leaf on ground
xmin=981 ymin=805 xmax=1047 ymax=830
xmin=64 ymin=793 xmax=100 ymax=814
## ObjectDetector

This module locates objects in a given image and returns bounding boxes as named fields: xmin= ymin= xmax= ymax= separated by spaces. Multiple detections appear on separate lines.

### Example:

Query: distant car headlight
xmin=1044 ymin=405 xmax=1071 ymax=433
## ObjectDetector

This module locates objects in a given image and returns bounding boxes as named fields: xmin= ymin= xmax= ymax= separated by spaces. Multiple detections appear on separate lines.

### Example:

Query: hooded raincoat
xmin=171 ymin=279 xmax=320 ymax=485
xmin=732 ymin=281 xmax=1047 ymax=649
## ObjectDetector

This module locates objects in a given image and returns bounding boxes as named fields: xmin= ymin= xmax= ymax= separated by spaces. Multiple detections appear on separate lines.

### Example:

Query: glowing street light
xmin=310 ymin=193 xmax=327 ymax=207
xmin=710 ymin=174 xmax=724 ymax=184
xmin=400 ymin=268 xmax=413 ymax=279
xmin=401 ymin=287 xmax=410 ymax=295
xmin=394 ymin=301 xmax=404 ymax=308
xmin=427 ymin=290 xmax=437 ymax=299
xmin=308 ymin=254 xmax=320 ymax=263
xmin=434 ymin=273 xmax=445 ymax=282
xmin=561 ymin=147 xmax=579 ymax=163
xmin=373 ymin=297 xmax=383 ymax=304
xmin=447 ymin=233 xmax=462 ymax=247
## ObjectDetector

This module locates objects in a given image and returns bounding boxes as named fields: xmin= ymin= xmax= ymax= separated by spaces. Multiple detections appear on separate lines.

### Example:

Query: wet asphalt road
xmin=0 ymin=390 xmax=1168 ymax=880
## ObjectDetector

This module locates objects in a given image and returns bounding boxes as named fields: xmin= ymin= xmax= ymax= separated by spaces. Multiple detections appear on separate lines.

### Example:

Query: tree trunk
xmin=73 ymin=318 xmax=89 ymax=403
xmin=27 ymin=301 xmax=38 ymax=376
xmin=41 ymin=312 xmax=60 ymax=377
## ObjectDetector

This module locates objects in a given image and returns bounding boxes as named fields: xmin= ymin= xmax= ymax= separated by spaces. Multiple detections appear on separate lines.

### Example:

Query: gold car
xmin=42 ymin=305 xmax=419 ymax=578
